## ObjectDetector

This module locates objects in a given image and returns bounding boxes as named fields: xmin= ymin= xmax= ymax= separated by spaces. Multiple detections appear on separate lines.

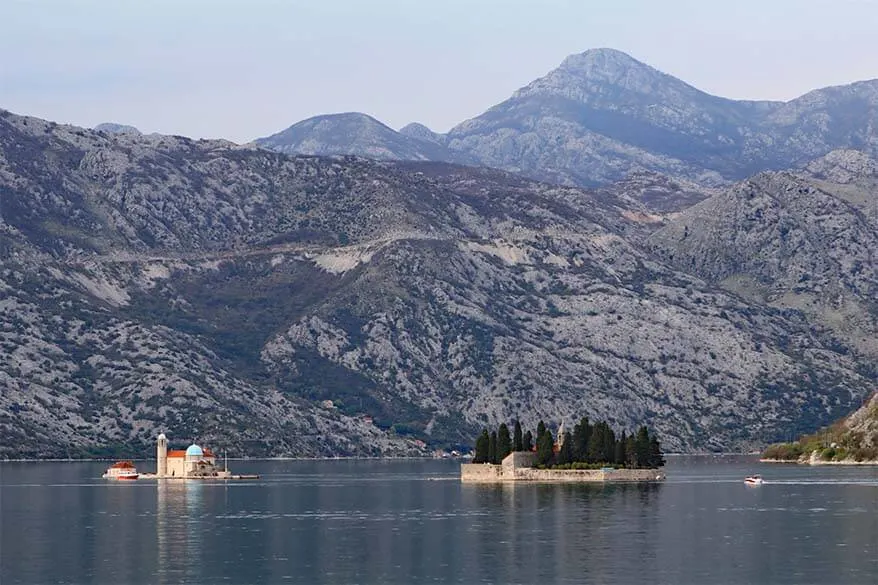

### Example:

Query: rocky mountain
xmin=445 ymin=49 xmax=878 ymax=187
xmin=254 ymin=112 xmax=471 ymax=164
xmin=3 ymin=109 xmax=876 ymax=458
xmin=94 ymin=122 xmax=142 ymax=136
xmin=835 ymin=391 xmax=878 ymax=459
xmin=399 ymin=122 xmax=446 ymax=146
xmin=259 ymin=49 xmax=878 ymax=189
xmin=762 ymin=391 xmax=878 ymax=463
xmin=648 ymin=150 xmax=878 ymax=359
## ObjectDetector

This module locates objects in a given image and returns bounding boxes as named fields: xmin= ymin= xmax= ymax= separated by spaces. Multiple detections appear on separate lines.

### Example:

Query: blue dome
xmin=185 ymin=444 xmax=204 ymax=457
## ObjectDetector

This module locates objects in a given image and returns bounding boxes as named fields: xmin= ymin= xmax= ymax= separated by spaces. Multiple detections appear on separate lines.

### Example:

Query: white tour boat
xmin=744 ymin=474 xmax=764 ymax=485
xmin=102 ymin=460 xmax=139 ymax=480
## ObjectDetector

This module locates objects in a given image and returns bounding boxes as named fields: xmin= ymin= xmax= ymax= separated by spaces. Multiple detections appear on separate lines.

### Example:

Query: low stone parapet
xmin=461 ymin=459 xmax=665 ymax=483
xmin=460 ymin=463 xmax=504 ymax=482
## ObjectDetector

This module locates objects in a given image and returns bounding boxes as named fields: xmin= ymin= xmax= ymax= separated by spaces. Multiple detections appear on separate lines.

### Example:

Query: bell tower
xmin=157 ymin=433 xmax=168 ymax=477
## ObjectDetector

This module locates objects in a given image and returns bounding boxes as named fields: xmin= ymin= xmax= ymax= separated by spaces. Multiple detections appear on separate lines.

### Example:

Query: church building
xmin=155 ymin=433 xmax=228 ymax=478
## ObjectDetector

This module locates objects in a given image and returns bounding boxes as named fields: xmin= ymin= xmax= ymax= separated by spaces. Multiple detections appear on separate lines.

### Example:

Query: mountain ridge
xmin=256 ymin=48 xmax=878 ymax=188
xmin=2 ymin=109 xmax=876 ymax=458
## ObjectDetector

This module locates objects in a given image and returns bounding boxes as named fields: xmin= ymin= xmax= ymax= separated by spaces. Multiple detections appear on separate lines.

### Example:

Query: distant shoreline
xmin=0 ymin=452 xmax=759 ymax=464
xmin=760 ymin=457 xmax=878 ymax=466
xmin=0 ymin=455 xmax=459 ymax=463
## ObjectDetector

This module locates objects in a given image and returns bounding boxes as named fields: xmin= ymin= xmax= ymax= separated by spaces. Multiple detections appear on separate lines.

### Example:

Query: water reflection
xmin=1 ymin=459 xmax=875 ymax=585
xmin=459 ymin=482 xmax=664 ymax=584
xmin=156 ymin=481 xmax=203 ymax=584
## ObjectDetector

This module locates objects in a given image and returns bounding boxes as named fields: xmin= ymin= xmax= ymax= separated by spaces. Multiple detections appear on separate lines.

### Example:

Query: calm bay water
xmin=1 ymin=456 xmax=876 ymax=584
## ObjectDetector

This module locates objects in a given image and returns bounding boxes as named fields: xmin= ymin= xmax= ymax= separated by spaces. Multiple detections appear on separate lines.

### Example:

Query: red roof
xmin=166 ymin=449 xmax=215 ymax=458
xmin=110 ymin=461 xmax=136 ymax=469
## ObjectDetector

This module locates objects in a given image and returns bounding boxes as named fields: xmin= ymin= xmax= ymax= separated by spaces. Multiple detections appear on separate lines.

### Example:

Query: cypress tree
xmin=604 ymin=426 xmax=617 ymax=464
xmin=587 ymin=422 xmax=606 ymax=463
xmin=497 ymin=423 xmax=512 ymax=461
xmin=556 ymin=431 xmax=573 ymax=465
xmin=513 ymin=420 xmax=523 ymax=452
xmin=648 ymin=433 xmax=666 ymax=468
xmin=634 ymin=426 xmax=650 ymax=468
xmin=536 ymin=420 xmax=547 ymax=443
xmin=582 ymin=417 xmax=592 ymax=457
xmin=572 ymin=417 xmax=590 ymax=463
xmin=523 ymin=430 xmax=533 ymax=452
xmin=489 ymin=431 xmax=498 ymax=464
xmin=474 ymin=430 xmax=490 ymax=463
xmin=625 ymin=434 xmax=637 ymax=468
xmin=614 ymin=431 xmax=627 ymax=465
xmin=536 ymin=428 xmax=555 ymax=467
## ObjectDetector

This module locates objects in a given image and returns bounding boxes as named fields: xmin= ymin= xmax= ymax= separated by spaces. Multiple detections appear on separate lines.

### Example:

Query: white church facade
xmin=155 ymin=433 xmax=231 ymax=479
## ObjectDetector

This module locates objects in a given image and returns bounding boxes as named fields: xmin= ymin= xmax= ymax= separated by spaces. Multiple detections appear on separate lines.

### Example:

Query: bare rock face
xmin=839 ymin=392 xmax=878 ymax=452
xmin=1 ymin=110 xmax=876 ymax=457
xmin=648 ymin=152 xmax=878 ymax=358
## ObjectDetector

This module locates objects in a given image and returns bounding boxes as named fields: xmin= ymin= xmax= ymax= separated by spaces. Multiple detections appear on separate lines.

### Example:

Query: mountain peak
xmin=297 ymin=112 xmax=390 ymax=129
xmin=255 ymin=112 xmax=468 ymax=163
xmin=512 ymin=47 xmax=693 ymax=102
xmin=399 ymin=122 xmax=445 ymax=145
xmin=94 ymin=122 xmax=141 ymax=136
xmin=558 ymin=48 xmax=650 ymax=75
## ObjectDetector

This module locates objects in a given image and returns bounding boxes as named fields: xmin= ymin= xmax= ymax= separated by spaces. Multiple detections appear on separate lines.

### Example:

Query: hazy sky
xmin=2 ymin=0 xmax=877 ymax=142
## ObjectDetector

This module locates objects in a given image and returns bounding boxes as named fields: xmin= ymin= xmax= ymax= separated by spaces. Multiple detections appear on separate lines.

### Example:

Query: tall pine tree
xmin=556 ymin=431 xmax=573 ymax=465
xmin=513 ymin=420 xmax=523 ymax=452
xmin=497 ymin=423 xmax=512 ymax=462
xmin=489 ymin=431 xmax=498 ymax=464
xmin=587 ymin=422 xmax=606 ymax=463
xmin=536 ymin=428 xmax=555 ymax=467
xmin=634 ymin=426 xmax=651 ymax=468
xmin=648 ymin=433 xmax=666 ymax=468
xmin=572 ymin=417 xmax=590 ymax=463
xmin=614 ymin=431 xmax=627 ymax=465
xmin=523 ymin=431 xmax=534 ymax=452
xmin=626 ymin=433 xmax=637 ymax=468
xmin=474 ymin=430 xmax=490 ymax=463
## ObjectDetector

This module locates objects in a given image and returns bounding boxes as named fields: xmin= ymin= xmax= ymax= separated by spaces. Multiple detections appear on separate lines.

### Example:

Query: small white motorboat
xmin=744 ymin=474 xmax=764 ymax=485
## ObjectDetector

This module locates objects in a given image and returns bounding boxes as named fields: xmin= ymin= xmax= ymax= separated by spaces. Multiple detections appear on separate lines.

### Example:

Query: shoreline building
xmin=155 ymin=433 xmax=229 ymax=479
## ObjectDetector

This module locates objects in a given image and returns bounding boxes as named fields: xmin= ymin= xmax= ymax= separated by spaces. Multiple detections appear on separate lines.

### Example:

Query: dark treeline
xmin=472 ymin=418 xmax=665 ymax=469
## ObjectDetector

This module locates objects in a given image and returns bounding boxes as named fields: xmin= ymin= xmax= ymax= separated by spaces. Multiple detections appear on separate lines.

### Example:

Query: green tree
xmin=536 ymin=427 xmax=555 ymax=467
xmin=513 ymin=420 xmax=523 ymax=452
xmin=523 ymin=430 xmax=533 ymax=452
xmin=587 ymin=422 xmax=608 ymax=463
xmin=536 ymin=420 xmax=547 ymax=442
xmin=625 ymin=433 xmax=637 ymax=468
xmin=634 ymin=426 xmax=651 ymax=468
xmin=473 ymin=429 xmax=490 ymax=463
xmin=604 ymin=425 xmax=616 ymax=463
xmin=556 ymin=431 xmax=573 ymax=465
xmin=648 ymin=433 xmax=665 ymax=468
xmin=614 ymin=431 xmax=627 ymax=465
xmin=572 ymin=417 xmax=590 ymax=463
xmin=497 ymin=423 xmax=512 ymax=461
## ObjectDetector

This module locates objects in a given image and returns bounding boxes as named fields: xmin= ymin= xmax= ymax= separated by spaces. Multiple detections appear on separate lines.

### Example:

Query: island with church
xmin=104 ymin=433 xmax=259 ymax=480
xmin=460 ymin=418 xmax=666 ymax=482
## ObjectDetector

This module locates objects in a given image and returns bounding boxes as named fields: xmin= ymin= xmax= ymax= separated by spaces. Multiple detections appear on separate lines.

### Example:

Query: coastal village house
xmin=155 ymin=433 xmax=227 ymax=478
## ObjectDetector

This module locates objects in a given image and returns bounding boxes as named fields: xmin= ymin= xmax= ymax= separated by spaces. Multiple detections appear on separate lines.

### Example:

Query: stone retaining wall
xmin=461 ymin=458 xmax=665 ymax=483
